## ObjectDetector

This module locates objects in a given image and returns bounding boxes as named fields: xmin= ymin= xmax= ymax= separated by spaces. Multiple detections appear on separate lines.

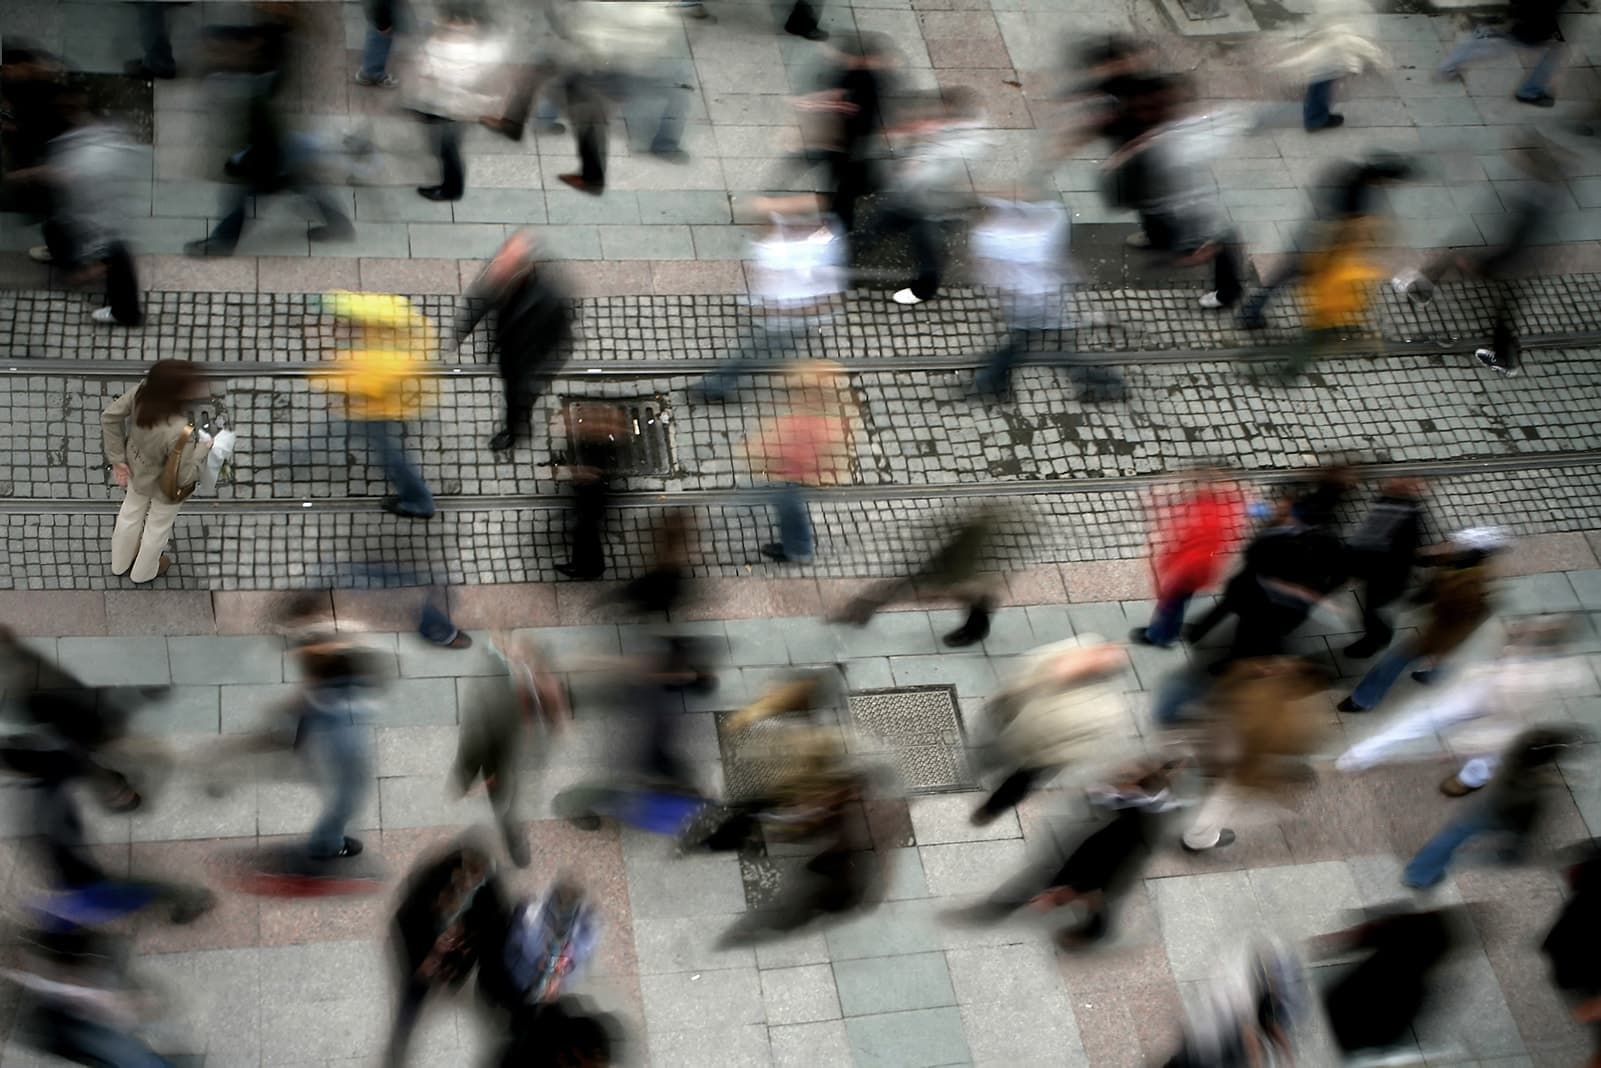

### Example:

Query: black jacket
xmin=391 ymin=849 xmax=509 ymax=983
xmin=455 ymin=270 xmax=572 ymax=367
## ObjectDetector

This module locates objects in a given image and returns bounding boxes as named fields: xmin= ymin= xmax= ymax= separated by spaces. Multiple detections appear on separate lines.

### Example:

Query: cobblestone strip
xmin=9 ymin=349 xmax=1598 ymax=503
xmin=3 ymin=276 xmax=1599 ymax=365
xmin=9 ymin=462 xmax=1600 ymax=590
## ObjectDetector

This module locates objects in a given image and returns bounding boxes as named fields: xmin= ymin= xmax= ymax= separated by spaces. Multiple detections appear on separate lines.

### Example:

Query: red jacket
xmin=1151 ymin=487 xmax=1244 ymax=600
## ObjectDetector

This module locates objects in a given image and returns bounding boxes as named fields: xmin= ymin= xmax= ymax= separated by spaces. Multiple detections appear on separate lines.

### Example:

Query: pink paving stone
xmin=214 ymin=590 xmax=333 ymax=635
xmin=555 ymin=581 xmax=637 ymax=625
xmin=448 ymin=583 xmax=560 ymax=630
xmin=864 ymin=798 xmax=915 ymax=850
xmin=925 ymin=36 xmax=1015 ymax=70
xmin=674 ymin=577 xmax=823 ymax=621
xmin=1071 ymin=978 xmax=1182 ymax=1068
xmin=358 ymin=258 xmax=464 ymax=295
xmin=257 ymin=256 xmax=361 ymax=294
xmin=104 ymin=590 xmax=218 ymax=636
xmin=257 ymin=832 xmax=389 ymax=948
xmin=1055 ymin=883 xmax=1174 ymax=997
xmin=1000 ymin=565 xmax=1069 ymax=606
xmin=139 ymin=254 xmax=258 ymax=292
xmin=916 ymin=10 xmax=999 ymax=35
xmin=0 ymin=252 xmax=50 ymax=289
xmin=933 ymin=70 xmax=1035 ymax=129
xmin=1060 ymin=558 xmax=1153 ymax=603
xmin=1496 ymin=532 xmax=1599 ymax=575
xmin=131 ymin=838 xmax=262 ymax=955
xmin=1277 ymin=773 xmax=1395 ymax=864
xmin=0 ymin=591 xmax=108 ymax=636
xmin=561 ymin=260 xmax=655 ymax=298
xmin=649 ymin=259 xmax=747 ymax=295
xmin=814 ymin=577 xmax=888 ymax=620
xmin=1143 ymin=821 xmax=1296 ymax=879
xmin=334 ymin=588 xmax=429 ymax=632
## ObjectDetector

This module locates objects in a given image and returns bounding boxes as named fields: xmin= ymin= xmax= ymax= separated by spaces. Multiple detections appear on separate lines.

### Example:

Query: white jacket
xmin=989 ymin=635 xmax=1129 ymax=771
xmin=408 ymin=26 xmax=509 ymax=121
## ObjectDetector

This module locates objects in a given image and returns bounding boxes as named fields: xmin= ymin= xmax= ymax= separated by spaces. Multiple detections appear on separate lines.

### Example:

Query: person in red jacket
xmin=1132 ymin=468 xmax=1244 ymax=648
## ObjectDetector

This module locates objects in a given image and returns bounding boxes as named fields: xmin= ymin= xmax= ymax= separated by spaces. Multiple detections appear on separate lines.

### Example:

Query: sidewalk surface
xmin=1 ymin=566 xmax=1599 ymax=1066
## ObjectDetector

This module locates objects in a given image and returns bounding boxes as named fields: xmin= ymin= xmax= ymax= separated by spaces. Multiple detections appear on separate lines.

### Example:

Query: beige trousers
xmin=111 ymin=488 xmax=182 ymax=582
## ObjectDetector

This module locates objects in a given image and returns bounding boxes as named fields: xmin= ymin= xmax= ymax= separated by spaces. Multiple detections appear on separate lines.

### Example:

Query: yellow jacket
xmin=321 ymin=292 xmax=436 ymax=421
xmin=1303 ymin=245 xmax=1381 ymax=332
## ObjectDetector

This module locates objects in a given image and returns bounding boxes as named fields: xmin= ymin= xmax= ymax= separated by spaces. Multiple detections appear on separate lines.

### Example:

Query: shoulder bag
xmin=158 ymin=423 xmax=198 ymax=503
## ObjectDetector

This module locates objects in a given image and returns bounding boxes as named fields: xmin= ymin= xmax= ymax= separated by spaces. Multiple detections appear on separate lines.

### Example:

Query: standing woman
xmin=101 ymin=360 xmax=212 ymax=583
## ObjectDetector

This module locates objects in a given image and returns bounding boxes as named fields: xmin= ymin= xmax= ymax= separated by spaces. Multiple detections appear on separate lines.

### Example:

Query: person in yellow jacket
xmin=320 ymin=291 xmax=438 ymax=519
xmin=1274 ymin=214 xmax=1382 ymax=381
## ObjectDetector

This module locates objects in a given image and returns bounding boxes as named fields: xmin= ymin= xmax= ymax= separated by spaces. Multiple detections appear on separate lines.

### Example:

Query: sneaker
xmin=1128 ymin=626 xmax=1158 ymax=647
xmin=1125 ymin=230 xmax=1151 ymax=249
xmin=27 ymin=245 xmax=52 ymax=264
xmin=91 ymin=307 xmax=118 ymax=324
xmin=891 ymin=288 xmax=924 ymax=305
xmin=649 ymin=146 xmax=691 ymax=164
xmin=1306 ymin=114 xmax=1345 ymax=132
xmin=1474 ymin=348 xmax=1520 ymax=377
xmin=1198 ymin=291 xmax=1225 ymax=310
xmin=760 ymin=542 xmax=812 ymax=565
xmin=353 ymin=71 xmax=399 ymax=89
xmin=333 ymin=836 xmax=364 ymax=858
xmin=1516 ymin=92 xmax=1556 ymax=108
xmin=1392 ymin=270 xmax=1434 ymax=305
xmin=1181 ymin=828 xmax=1235 ymax=853
xmin=1439 ymin=773 xmax=1482 ymax=797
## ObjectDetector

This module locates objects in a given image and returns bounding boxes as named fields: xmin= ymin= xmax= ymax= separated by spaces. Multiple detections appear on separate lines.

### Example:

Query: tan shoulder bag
xmin=159 ymin=423 xmax=198 ymax=503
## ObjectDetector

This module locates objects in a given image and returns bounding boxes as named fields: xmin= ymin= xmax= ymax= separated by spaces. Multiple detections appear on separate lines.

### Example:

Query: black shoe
xmin=1337 ymin=697 xmax=1367 ymax=713
xmin=785 ymin=23 xmax=829 ymax=40
xmin=1129 ymin=626 xmax=1157 ymax=647
xmin=334 ymin=836 xmax=364 ymax=858
xmin=558 ymin=174 xmax=605 ymax=196
xmin=1306 ymin=114 xmax=1345 ymax=131
xmin=943 ymin=604 xmax=992 ymax=647
xmin=760 ymin=542 xmax=812 ymax=564
xmin=184 ymin=239 xmax=232 ymax=259
xmin=380 ymin=496 xmax=435 ymax=520
xmin=649 ymin=146 xmax=691 ymax=164
xmin=554 ymin=562 xmax=603 ymax=580
xmin=1410 ymin=669 xmax=1438 ymax=685
xmin=1181 ymin=828 xmax=1235 ymax=853
xmin=1517 ymin=92 xmax=1556 ymax=108
xmin=488 ymin=429 xmax=516 ymax=451
xmin=417 ymin=185 xmax=462 ymax=202
xmin=1341 ymin=638 xmax=1382 ymax=659
xmin=309 ymin=222 xmax=355 ymax=242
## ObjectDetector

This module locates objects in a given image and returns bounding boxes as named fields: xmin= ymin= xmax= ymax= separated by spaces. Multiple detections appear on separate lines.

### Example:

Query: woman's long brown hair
xmin=133 ymin=360 xmax=200 ymax=428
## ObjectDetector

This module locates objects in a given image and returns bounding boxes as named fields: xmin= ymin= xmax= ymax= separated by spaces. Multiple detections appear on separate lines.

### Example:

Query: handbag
xmin=158 ymin=423 xmax=198 ymax=503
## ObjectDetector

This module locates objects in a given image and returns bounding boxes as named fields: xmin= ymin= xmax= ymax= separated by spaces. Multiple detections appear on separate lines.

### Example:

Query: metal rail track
xmin=3 ymin=450 xmax=1596 ymax=516
xmin=6 ymin=329 xmax=1601 ymax=379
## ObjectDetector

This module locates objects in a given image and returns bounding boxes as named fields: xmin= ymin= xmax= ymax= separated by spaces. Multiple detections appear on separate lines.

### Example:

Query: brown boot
xmin=156 ymin=555 xmax=172 ymax=578
xmin=1439 ymin=773 xmax=1481 ymax=798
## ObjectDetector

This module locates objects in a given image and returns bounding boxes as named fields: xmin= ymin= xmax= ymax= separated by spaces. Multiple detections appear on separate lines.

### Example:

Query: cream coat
xmin=102 ymin=387 xmax=212 ymax=503
xmin=989 ymin=635 xmax=1130 ymax=771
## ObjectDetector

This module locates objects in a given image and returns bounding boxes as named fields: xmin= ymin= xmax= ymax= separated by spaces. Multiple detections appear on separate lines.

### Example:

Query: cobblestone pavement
xmin=1 ymin=570 xmax=1599 ymax=1067
xmin=9 ymin=0 xmax=1601 ymax=290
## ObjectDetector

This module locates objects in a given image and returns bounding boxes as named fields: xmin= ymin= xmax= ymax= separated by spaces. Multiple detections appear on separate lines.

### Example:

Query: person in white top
xmin=408 ymin=2 xmax=507 ymax=201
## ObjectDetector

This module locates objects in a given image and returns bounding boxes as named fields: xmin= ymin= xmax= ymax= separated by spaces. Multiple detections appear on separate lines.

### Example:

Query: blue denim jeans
xmin=417 ymin=586 xmax=459 ymax=645
xmin=772 ymin=482 xmax=814 ymax=561
xmin=303 ymin=695 xmax=372 ymax=858
xmin=358 ymin=419 xmax=434 ymax=515
xmin=1304 ymin=78 xmax=1335 ymax=129
xmin=360 ymin=25 xmax=394 ymax=80
xmin=1348 ymin=643 xmax=1417 ymax=710
xmin=1439 ymin=31 xmax=1563 ymax=100
xmin=1153 ymin=665 xmax=1213 ymax=729
xmin=1144 ymin=592 xmax=1192 ymax=648
xmin=697 ymin=314 xmax=819 ymax=401
xmin=1402 ymin=802 xmax=1495 ymax=888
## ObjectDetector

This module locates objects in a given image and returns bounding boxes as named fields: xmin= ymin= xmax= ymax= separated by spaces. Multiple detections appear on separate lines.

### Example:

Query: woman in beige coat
xmin=101 ymin=360 xmax=212 ymax=582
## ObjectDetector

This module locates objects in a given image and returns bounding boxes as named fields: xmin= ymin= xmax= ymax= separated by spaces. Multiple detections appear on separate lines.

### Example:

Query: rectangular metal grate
xmin=558 ymin=397 xmax=676 ymax=477
xmin=846 ymin=685 xmax=973 ymax=795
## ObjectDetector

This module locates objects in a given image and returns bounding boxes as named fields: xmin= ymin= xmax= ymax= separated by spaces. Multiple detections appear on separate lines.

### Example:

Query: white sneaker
xmin=1198 ymin=291 xmax=1225 ymax=310
xmin=90 ymin=307 xmax=117 ymax=324
xmin=891 ymin=288 xmax=923 ymax=305
xmin=1125 ymin=230 xmax=1151 ymax=249
xmin=28 ymin=245 xmax=52 ymax=264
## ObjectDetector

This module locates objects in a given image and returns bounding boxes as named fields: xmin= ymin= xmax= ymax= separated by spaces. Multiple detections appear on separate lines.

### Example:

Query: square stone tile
xmin=648 ymin=1023 xmax=772 ymax=1067
xmin=769 ymin=1019 xmax=851 ymax=1068
xmin=1147 ymin=870 xmax=1265 ymax=982
xmin=640 ymin=967 xmax=765 ymax=1034
xmin=168 ymin=635 xmax=286 ymax=685
xmin=908 ymin=793 xmax=1020 ymax=845
xmin=961 ymin=992 xmax=1088 ymax=1067
xmin=57 ymin=636 xmax=172 ymax=686
xmin=834 ymin=952 xmax=955 ymax=1016
xmin=760 ymin=964 xmax=841 ymax=1025
xmin=918 ymin=839 xmax=1029 ymax=899
xmin=632 ymin=914 xmax=757 ymax=975
xmin=845 ymin=1006 xmax=972 ymax=1068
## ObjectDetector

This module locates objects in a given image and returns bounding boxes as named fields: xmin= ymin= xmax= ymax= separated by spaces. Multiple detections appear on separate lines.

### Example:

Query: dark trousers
xmin=104 ymin=242 xmax=143 ymax=326
xmin=862 ymin=200 xmax=942 ymax=299
xmin=827 ymin=152 xmax=871 ymax=232
xmin=1212 ymin=238 xmax=1244 ymax=306
xmin=135 ymin=2 xmax=179 ymax=77
xmin=576 ymin=121 xmax=606 ymax=186
xmin=385 ymin=975 xmax=431 ymax=1066
xmin=427 ymin=118 xmax=465 ymax=197
xmin=785 ymin=0 xmax=822 ymax=34
xmin=499 ymin=352 xmax=553 ymax=442
xmin=1349 ymin=552 xmax=1407 ymax=649
xmin=208 ymin=175 xmax=350 ymax=252
xmin=976 ymin=766 xmax=1045 ymax=821
xmin=1304 ymin=78 xmax=1336 ymax=129
xmin=568 ymin=477 xmax=611 ymax=579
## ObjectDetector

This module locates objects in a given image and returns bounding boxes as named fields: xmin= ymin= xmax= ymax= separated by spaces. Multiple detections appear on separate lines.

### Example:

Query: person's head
xmin=490 ymin=228 xmax=540 ymax=282
xmin=133 ymin=360 xmax=204 ymax=428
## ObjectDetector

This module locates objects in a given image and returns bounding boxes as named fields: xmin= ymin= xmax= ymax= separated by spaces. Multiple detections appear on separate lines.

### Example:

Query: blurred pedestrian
xmin=1337 ymin=527 xmax=1505 ymax=713
xmin=1273 ymin=0 xmax=1387 ymax=131
xmin=946 ymin=760 xmax=1180 ymax=946
xmin=2 ymin=46 xmax=71 ymax=214
xmin=971 ymin=635 xmax=1131 ymax=825
xmin=1132 ymin=468 xmax=1244 ymax=648
xmin=1157 ymin=940 xmax=1306 ymax=1067
xmin=694 ymin=197 xmax=845 ymax=403
xmin=407 ymin=2 xmax=507 ymax=202
xmin=833 ymin=507 xmax=1003 ymax=646
xmin=184 ymin=11 xmax=354 ymax=257
xmin=784 ymin=0 xmax=830 ymax=40
xmin=1313 ymin=907 xmax=1464 ymax=1057
xmin=454 ymin=634 xmax=569 ymax=867
xmin=1341 ymin=477 xmax=1429 ymax=659
xmin=1239 ymin=153 xmax=1411 ymax=330
xmin=123 ymin=1 xmax=191 ymax=80
xmin=856 ymin=88 xmax=988 ymax=306
xmin=480 ymin=877 xmax=601 ymax=1010
xmin=619 ymin=511 xmax=696 ymax=616
xmin=290 ymin=638 xmax=380 ymax=865
xmin=1180 ymin=656 xmax=1334 ymax=852
xmin=555 ymin=401 xmax=626 ymax=580
xmin=386 ymin=839 xmax=509 ymax=1065
xmin=1265 ymin=213 xmax=1383 ymax=381
xmin=1336 ymin=615 xmax=1588 ymax=795
xmin=18 ymin=89 xmax=144 ymax=325
xmin=792 ymin=34 xmax=896 ymax=233
xmin=355 ymin=0 xmax=404 ymax=88
xmin=494 ymin=998 xmax=621 ymax=1068
xmin=1402 ymin=726 xmax=1585 ymax=888
xmin=102 ymin=361 xmax=214 ymax=583
xmin=1437 ymin=0 xmax=1566 ymax=107
xmin=1541 ymin=846 xmax=1601 ymax=1067
xmin=454 ymin=230 xmax=573 ymax=452
xmin=742 ymin=361 xmax=852 ymax=565
xmin=319 ymin=291 xmax=438 ymax=520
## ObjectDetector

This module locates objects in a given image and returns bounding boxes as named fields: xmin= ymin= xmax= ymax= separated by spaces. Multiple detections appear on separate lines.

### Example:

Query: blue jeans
xmin=358 ymin=419 xmax=434 ymax=515
xmin=1402 ymin=802 xmax=1494 ymax=888
xmin=417 ymin=586 xmax=459 ymax=645
xmin=1153 ymin=665 xmax=1212 ymax=729
xmin=1349 ymin=643 xmax=1417 ymax=710
xmin=1439 ymin=31 xmax=1563 ymax=100
xmin=772 ymin=482 xmax=814 ymax=561
xmin=975 ymin=327 xmax=1035 ymax=396
xmin=1304 ymin=78 xmax=1335 ymax=128
xmin=360 ymin=25 xmax=394 ymax=80
xmin=303 ymin=700 xmax=372 ymax=858
xmin=1144 ymin=592 xmax=1192 ymax=648
xmin=135 ymin=2 xmax=177 ymax=77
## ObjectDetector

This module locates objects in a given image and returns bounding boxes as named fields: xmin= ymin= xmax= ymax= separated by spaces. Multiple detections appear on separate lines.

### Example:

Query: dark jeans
xmin=426 ymin=118 xmax=465 ymax=197
xmin=208 ymin=174 xmax=351 ymax=253
xmin=1143 ymin=591 xmax=1192 ymax=648
xmin=1348 ymin=552 xmax=1407 ymax=649
xmin=862 ymin=200 xmax=942 ymax=299
xmin=827 ymin=152 xmax=871 ymax=232
xmin=417 ymin=586 xmax=460 ymax=646
xmin=29 ymin=1006 xmax=173 ymax=1068
xmin=1402 ymin=799 xmax=1496 ymax=888
xmin=1211 ymin=238 xmax=1244 ymax=306
xmin=568 ymin=477 xmax=611 ymax=579
xmin=785 ymin=0 xmax=822 ymax=34
xmin=134 ymin=2 xmax=179 ymax=77
xmin=358 ymin=418 xmax=435 ymax=515
xmin=104 ymin=242 xmax=143 ymax=326
xmin=1304 ymin=78 xmax=1336 ymax=129
xmin=975 ymin=326 xmax=1034 ymax=395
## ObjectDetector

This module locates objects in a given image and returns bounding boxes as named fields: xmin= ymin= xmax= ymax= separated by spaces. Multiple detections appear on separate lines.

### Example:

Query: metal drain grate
xmin=558 ymin=397 xmax=676 ymax=477
xmin=847 ymin=685 xmax=973 ymax=795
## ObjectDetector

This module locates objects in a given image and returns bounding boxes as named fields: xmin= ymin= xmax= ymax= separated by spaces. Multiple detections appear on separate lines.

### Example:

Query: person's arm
xmin=101 ymin=387 xmax=136 ymax=485
xmin=452 ymin=276 xmax=494 ymax=347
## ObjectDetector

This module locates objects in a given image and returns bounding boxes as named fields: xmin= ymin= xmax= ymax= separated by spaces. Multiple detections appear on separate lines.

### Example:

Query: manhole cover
xmin=557 ymin=397 xmax=675 ymax=477
xmin=848 ymin=686 xmax=972 ymax=795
